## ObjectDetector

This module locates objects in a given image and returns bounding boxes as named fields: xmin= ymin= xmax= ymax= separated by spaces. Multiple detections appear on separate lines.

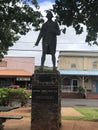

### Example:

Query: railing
xmin=61 ymin=85 xmax=72 ymax=92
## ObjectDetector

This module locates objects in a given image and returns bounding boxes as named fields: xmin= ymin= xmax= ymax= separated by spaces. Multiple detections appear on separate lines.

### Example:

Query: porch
xmin=61 ymin=92 xmax=98 ymax=99
xmin=86 ymin=93 xmax=98 ymax=99
xmin=60 ymin=69 xmax=98 ymax=99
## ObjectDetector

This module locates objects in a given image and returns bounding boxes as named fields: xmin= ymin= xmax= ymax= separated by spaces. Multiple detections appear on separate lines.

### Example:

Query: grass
xmin=62 ymin=107 xmax=98 ymax=121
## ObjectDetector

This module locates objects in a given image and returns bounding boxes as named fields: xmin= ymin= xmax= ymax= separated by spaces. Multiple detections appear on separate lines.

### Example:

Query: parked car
xmin=9 ymin=85 xmax=20 ymax=89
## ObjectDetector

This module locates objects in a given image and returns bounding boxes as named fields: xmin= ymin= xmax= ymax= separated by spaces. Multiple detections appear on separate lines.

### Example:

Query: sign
xmin=16 ymin=77 xmax=30 ymax=81
xmin=32 ymin=86 xmax=58 ymax=103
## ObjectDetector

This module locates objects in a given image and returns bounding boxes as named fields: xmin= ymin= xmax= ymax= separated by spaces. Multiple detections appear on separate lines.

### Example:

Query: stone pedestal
xmin=31 ymin=69 xmax=61 ymax=130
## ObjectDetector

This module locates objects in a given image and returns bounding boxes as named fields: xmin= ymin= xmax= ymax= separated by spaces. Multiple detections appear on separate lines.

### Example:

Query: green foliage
xmin=0 ymin=88 xmax=30 ymax=106
xmin=78 ymin=86 xmax=85 ymax=92
xmin=53 ymin=0 xmax=98 ymax=45
xmin=8 ymin=88 xmax=29 ymax=100
xmin=62 ymin=116 xmax=83 ymax=121
xmin=62 ymin=107 xmax=98 ymax=121
xmin=0 ymin=88 xmax=9 ymax=105
xmin=75 ymin=107 xmax=98 ymax=121
xmin=0 ymin=0 xmax=44 ymax=59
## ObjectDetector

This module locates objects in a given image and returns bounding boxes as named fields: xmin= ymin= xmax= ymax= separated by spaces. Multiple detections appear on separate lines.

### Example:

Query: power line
xmin=8 ymin=48 xmax=98 ymax=53
xmin=17 ymin=41 xmax=86 ymax=44
xmin=8 ymin=49 xmax=60 ymax=52
xmin=9 ymin=49 xmax=41 ymax=51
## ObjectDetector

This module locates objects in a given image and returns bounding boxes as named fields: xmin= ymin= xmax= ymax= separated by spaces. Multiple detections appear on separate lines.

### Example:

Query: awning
xmin=0 ymin=70 xmax=32 ymax=76
xmin=59 ymin=69 xmax=98 ymax=76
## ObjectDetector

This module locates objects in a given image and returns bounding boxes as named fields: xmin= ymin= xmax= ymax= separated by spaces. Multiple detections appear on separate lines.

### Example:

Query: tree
xmin=0 ymin=0 xmax=43 ymax=59
xmin=53 ymin=0 xmax=98 ymax=45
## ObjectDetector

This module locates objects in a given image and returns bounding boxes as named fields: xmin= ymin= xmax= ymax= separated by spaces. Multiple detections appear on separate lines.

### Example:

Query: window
xmin=64 ymin=78 xmax=71 ymax=85
xmin=93 ymin=62 xmax=97 ymax=69
xmin=61 ymin=78 xmax=71 ymax=91
xmin=71 ymin=64 xmax=76 ymax=69
xmin=0 ymin=78 xmax=11 ymax=87
xmin=73 ymin=79 xmax=78 ymax=86
xmin=0 ymin=61 xmax=7 ymax=67
xmin=72 ymin=79 xmax=79 ymax=91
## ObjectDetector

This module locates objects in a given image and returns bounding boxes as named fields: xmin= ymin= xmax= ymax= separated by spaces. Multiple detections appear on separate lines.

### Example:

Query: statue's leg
xmin=52 ymin=54 xmax=56 ymax=70
xmin=40 ymin=53 xmax=46 ymax=70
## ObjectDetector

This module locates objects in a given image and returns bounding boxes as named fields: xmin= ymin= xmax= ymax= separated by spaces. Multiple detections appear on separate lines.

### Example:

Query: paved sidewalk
xmin=0 ymin=107 xmax=83 ymax=117
xmin=1 ymin=107 xmax=98 ymax=130
xmin=3 ymin=118 xmax=98 ymax=130
xmin=61 ymin=107 xmax=83 ymax=117
xmin=61 ymin=99 xmax=98 ymax=107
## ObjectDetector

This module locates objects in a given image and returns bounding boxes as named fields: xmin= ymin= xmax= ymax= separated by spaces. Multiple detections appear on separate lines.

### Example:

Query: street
xmin=61 ymin=98 xmax=98 ymax=107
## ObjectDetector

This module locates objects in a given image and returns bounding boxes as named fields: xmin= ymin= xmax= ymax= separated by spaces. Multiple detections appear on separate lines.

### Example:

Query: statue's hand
xmin=35 ymin=43 xmax=38 ymax=46
xmin=35 ymin=41 xmax=39 ymax=46
xmin=33 ymin=43 xmax=38 ymax=47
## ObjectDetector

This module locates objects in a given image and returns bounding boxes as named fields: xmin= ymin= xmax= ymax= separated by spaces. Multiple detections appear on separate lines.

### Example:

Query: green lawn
xmin=62 ymin=107 xmax=98 ymax=121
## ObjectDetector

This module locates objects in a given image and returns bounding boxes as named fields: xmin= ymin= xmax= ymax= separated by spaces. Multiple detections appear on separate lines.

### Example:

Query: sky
xmin=7 ymin=0 xmax=98 ymax=67
xmin=38 ymin=0 xmax=54 ymax=3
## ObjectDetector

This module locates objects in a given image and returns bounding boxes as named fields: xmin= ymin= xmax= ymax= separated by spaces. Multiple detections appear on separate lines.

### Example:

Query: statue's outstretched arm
xmin=35 ymin=32 xmax=42 ymax=46
xmin=35 ymin=24 xmax=44 ymax=46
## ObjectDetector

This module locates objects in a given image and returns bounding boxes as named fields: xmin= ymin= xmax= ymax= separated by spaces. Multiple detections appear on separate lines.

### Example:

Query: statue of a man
xmin=35 ymin=11 xmax=60 ymax=70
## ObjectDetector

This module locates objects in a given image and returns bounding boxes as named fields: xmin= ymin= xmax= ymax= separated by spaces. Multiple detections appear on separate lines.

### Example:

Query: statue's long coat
xmin=36 ymin=20 xmax=60 ymax=55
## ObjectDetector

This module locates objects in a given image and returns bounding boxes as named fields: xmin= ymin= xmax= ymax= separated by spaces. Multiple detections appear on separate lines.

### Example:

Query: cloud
xmin=7 ymin=1 xmax=98 ymax=67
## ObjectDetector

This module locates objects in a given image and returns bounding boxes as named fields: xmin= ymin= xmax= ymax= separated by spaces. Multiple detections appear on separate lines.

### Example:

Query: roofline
xmin=59 ymin=69 xmax=98 ymax=76
xmin=59 ymin=50 xmax=98 ymax=57
xmin=0 ymin=69 xmax=33 ymax=76
xmin=59 ymin=50 xmax=98 ymax=53
xmin=4 ymin=56 xmax=35 ymax=58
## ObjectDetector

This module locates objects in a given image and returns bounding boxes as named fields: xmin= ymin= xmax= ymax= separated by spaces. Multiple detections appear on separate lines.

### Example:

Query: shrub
xmin=0 ymin=88 xmax=9 ymax=105
xmin=78 ymin=86 xmax=85 ymax=92
xmin=0 ymin=88 xmax=30 ymax=106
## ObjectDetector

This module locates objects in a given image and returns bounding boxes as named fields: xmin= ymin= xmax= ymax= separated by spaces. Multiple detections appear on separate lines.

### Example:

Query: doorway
xmin=71 ymin=79 xmax=79 ymax=91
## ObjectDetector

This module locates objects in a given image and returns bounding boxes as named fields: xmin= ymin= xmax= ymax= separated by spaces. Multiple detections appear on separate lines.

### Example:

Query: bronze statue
xmin=35 ymin=11 xmax=60 ymax=71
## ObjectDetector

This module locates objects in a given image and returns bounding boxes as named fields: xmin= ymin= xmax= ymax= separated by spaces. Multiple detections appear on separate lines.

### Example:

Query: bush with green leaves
xmin=78 ymin=86 xmax=85 ymax=92
xmin=0 ymin=88 xmax=30 ymax=106
xmin=0 ymin=88 xmax=9 ymax=105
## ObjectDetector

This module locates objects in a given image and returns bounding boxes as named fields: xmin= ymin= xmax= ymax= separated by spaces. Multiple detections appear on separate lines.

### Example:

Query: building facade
xmin=0 ymin=56 xmax=35 ymax=88
xmin=58 ymin=51 xmax=98 ymax=97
